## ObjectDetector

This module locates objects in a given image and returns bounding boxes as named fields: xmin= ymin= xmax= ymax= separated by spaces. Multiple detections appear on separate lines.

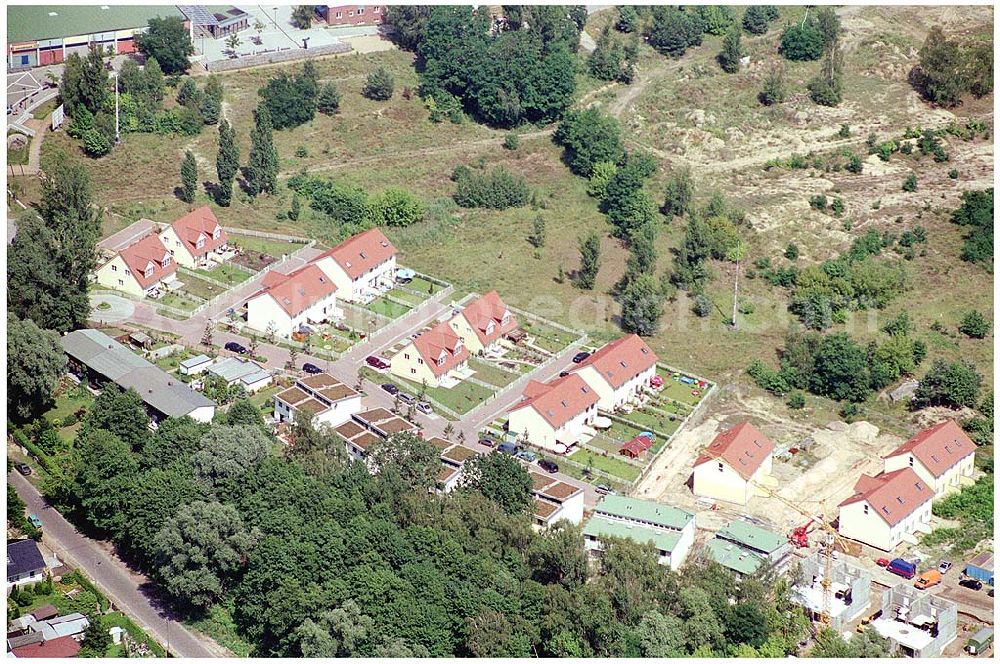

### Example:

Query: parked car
xmin=366 ymin=355 xmax=390 ymax=370
xmin=27 ymin=514 xmax=42 ymax=529
xmin=479 ymin=437 xmax=496 ymax=448
xmin=225 ymin=341 xmax=247 ymax=354
xmin=960 ymin=578 xmax=984 ymax=591
xmin=558 ymin=371 xmax=570 ymax=377
xmin=381 ymin=383 xmax=399 ymax=396
xmin=396 ymin=276 xmax=413 ymax=285
xmin=572 ymin=351 xmax=591 ymax=363
xmin=302 ymin=362 xmax=323 ymax=374
xmin=938 ymin=560 xmax=953 ymax=574
xmin=516 ymin=450 xmax=537 ymax=463
xmin=497 ymin=442 xmax=518 ymax=455
xmin=595 ymin=484 xmax=616 ymax=495
xmin=875 ymin=558 xmax=890 ymax=567
xmin=416 ymin=402 xmax=433 ymax=415
xmin=15 ymin=463 xmax=32 ymax=476
xmin=914 ymin=569 xmax=942 ymax=590
xmin=398 ymin=392 xmax=415 ymax=405
xmin=538 ymin=459 xmax=559 ymax=474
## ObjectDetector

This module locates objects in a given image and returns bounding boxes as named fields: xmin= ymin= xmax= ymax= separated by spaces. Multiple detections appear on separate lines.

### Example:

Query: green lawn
xmin=192 ymin=263 xmax=253 ymax=286
xmin=7 ymin=139 xmax=30 ymax=165
xmin=603 ymin=418 xmax=651 ymax=444
xmin=520 ymin=316 xmax=579 ymax=354
xmin=468 ymin=358 xmax=521 ymax=388
xmin=46 ymin=382 xmax=94 ymax=427
xmin=158 ymin=292 xmax=201 ymax=312
xmin=555 ymin=458 xmax=632 ymax=494
xmin=407 ymin=275 xmax=443 ymax=296
xmin=567 ymin=448 xmax=642 ymax=482
xmin=386 ymin=287 xmax=427 ymax=306
xmin=364 ymin=297 xmax=412 ymax=319
xmin=180 ymin=274 xmax=228 ymax=300
xmin=655 ymin=367 xmax=711 ymax=406
xmin=250 ymin=385 xmax=281 ymax=409
xmin=616 ymin=407 xmax=683 ymax=436
xmin=229 ymin=235 xmax=307 ymax=258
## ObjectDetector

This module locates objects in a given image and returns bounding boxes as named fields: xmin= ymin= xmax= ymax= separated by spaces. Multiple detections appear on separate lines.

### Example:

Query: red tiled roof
xmin=316 ymin=228 xmax=396 ymax=280
xmin=411 ymin=321 xmax=469 ymax=377
xmin=621 ymin=435 xmax=653 ymax=457
xmin=255 ymin=264 xmax=336 ymax=317
xmin=839 ymin=468 xmax=934 ymax=527
xmin=510 ymin=374 xmax=599 ymax=430
xmin=884 ymin=419 xmax=975 ymax=478
xmin=119 ymin=233 xmax=176 ymax=290
xmin=12 ymin=635 xmax=82 ymax=658
xmin=169 ymin=206 xmax=227 ymax=257
xmin=694 ymin=421 xmax=775 ymax=481
xmin=460 ymin=291 xmax=517 ymax=346
xmin=571 ymin=334 xmax=658 ymax=389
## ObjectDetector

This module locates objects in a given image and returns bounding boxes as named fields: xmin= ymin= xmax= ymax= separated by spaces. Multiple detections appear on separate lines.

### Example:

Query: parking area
xmin=194 ymin=6 xmax=348 ymax=63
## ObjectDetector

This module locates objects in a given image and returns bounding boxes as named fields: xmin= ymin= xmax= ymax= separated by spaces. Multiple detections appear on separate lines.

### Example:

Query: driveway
xmin=89 ymin=293 xmax=136 ymax=325
xmin=8 ymin=472 xmax=229 ymax=658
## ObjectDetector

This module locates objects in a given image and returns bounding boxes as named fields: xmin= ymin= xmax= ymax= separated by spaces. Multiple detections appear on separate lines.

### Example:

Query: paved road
xmin=8 ymin=472 xmax=229 ymax=658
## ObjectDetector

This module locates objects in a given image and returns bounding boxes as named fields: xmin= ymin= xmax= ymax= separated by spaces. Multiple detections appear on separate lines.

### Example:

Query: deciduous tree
xmin=137 ymin=16 xmax=194 ymax=75
xmin=246 ymin=105 xmax=278 ymax=197
xmin=7 ymin=315 xmax=66 ymax=422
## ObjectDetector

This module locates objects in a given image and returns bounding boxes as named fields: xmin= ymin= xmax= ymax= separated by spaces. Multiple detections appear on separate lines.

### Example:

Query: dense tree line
xmin=452 ymin=165 xmax=530 ymax=209
xmin=44 ymin=380 xmax=819 ymax=657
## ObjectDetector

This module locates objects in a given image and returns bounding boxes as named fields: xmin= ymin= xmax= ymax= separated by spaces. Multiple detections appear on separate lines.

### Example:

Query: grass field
xmin=567 ymin=448 xmax=642 ymax=482
xmin=364 ymin=296 xmax=411 ymax=319
xmin=229 ymin=235 xmax=307 ymax=257
xmin=158 ymin=292 xmax=202 ymax=312
xmin=468 ymin=358 xmax=521 ymax=388
xmin=192 ymin=263 xmax=254 ymax=286
xmin=180 ymin=273 xmax=229 ymax=300
xmin=363 ymin=368 xmax=496 ymax=416
xmin=7 ymin=138 xmax=30 ymax=165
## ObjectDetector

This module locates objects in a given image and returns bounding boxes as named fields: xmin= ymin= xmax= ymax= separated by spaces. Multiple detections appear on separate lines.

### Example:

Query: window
xmin=125 ymin=269 xmax=131 ymax=276
xmin=404 ymin=353 xmax=410 ymax=360
xmin=908 ymin=456 xmax=914 ymax=467
xmin=718 ymin=462 xmax=724 ymax=472
xmin=374 ymin=6 xmax=380 ymax=12
xmin=336 ymin=11 xmax=342 ymax=18
xmin=118 ymin=279 xmax=124 ymax=286
xmin=348 ymin=10 xmax=354 ymax=16
xmin=410 ymin=368 xmax=416 ymax=374
xmin=144 ymin=265 xmax=154 ymax=278
xmin=863 ymin=504 xmax=869 ymax=515
xmin=213 ymin=227 xmax=220 ymax=239
xmin=358 ymin=7 xmax=364 ymax=14
xmin=111 ymin=264 xmax=117 ymax=271
xmin=196 ymin=236 xmax=205 ymax=249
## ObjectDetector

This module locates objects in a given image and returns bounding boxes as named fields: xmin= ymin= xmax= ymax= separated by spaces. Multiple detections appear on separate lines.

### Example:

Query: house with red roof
xmin=508 ymin=374 xmax=599 ymax=452
xmin=448 ymin=291 xmax=518 ymax=354
xmin=389 ymin=321 xmax=470 ymax=388
xmin=312 ymin=228 xmax=397 ymax=303
xmin=158 ymin=206 xmax=228 ymax=268
xmin=569 ymin=334 xmax=658 ymax=411
xmin=94 ymin=233 xmax=176 ymax=298
xmin=245 ymin=264 xmax=340 ymax=338
xmin=692 ymin=421 xmax=776 ymax=506
xmin=9 ymin=634 xmax=81 ymax=658
xmin=882 ymin=420 xmax=976 ymax=496
xmin=837 ymin=467 xmax=935 ymax=551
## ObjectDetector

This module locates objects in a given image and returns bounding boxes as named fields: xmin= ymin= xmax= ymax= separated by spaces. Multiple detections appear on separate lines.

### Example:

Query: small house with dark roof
xmin=274 ymin=373 xmax=362 ymax=429
xmin=6 ymin=539 xmax=46 ymax=587
xmin=312 ymin=228 xmax=397 ymax=303
xmin=882 ymin=420 xmax=976 ymax=496
xmin=837 ymin=467 xmax=935 ymax=552
xmin=569 ymin=334 xmax=658 ymax=411
xmin=692 ymin=421 xmax=775 ymax=506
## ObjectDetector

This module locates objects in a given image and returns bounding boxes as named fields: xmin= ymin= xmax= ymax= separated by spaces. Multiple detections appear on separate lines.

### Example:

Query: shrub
xmin=809 ymin=194 xmax=828 ymax=210
xmin=846 ymin=153 xmax=863 ymax=174
xmin=839 ymin=402 xmax=862 ymax=422
xmin=785 ymin=243 xmax=799 ymax=260
xmin=959 ymin=310 xmax=991 ymax=338
xmin=902 ymin=174 xmax=918 ymax=192
xmin=453 ymin=166 xmax=530 ymax=210
xmin=503 ymin=133 xmax=519 ymax=151
xmin=758 ymin=66 xmax=786 ymax=105
xmin=692 ymin=294 xmax=712 ymax=317
xmin=838 ymin=124 xmax=850 ymax=138
xmin=830 ymin=198 xmax=845 ymax=217
xmin=780 ymin=21 xmax=825 ymax=61
xmin=747 ymin=359 xmax=789 ymax=395
xmin=743 ymin=5 xmax=776 ymax=35
xmin=317 ymin=82 xmax=342 ymax=114
xmin=370 ymin=188 xmax=426 ymax=227
xmin=949 ymin=168 xmax=959 ymax=179
xmin=787 ymin=391 xmax=806 ymax=409
xmin=587 ymin=162 xmax=617 ymax=200
xmin=363 ymin=67 xmax=394 ymax=101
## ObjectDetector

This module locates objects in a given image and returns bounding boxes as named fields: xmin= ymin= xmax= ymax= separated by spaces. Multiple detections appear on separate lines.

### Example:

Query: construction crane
xmin=750 ymin=479 xmax=855 ymax=627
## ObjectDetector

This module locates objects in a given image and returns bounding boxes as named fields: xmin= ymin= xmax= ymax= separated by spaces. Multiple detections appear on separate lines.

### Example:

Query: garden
xmin=190 ymin=262 xmax=253 ymax=287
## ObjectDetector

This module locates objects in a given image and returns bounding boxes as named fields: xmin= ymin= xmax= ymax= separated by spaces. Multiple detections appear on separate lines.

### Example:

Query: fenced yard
xmin=191 ymin=263 xmax=253 ymax=286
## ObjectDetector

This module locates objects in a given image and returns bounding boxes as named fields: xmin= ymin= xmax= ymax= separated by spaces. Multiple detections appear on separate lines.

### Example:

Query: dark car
xmin=538 ymin=459 xmax=559 ymax=474
xmin=479 ymin=437 xmax=496 ymax=448
xmin=959 ymin=578 xmax=984 ymax=591
xmin=15 ymin=463 xmax=32 ymax=476
xmin=225 ymin=341 xmax=248 ymax=354
xmin=381 ymin=383 xmax=399 ymax=396
xmin=572 ymin=351 xmax=591 ymax=363
xmin=302 ymin=362 xmax=323 ymax=374
xmin=366 ymin=355 xmax=390 ymax=370
xmin=559 ymin=371 xmax=570 ymax=377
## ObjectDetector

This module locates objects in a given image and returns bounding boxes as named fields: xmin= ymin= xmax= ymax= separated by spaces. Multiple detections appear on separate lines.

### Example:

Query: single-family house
xmin=312 ymin=228 xmax=397 ymax=303
xmin=353 ymin=408 xmax=419 ymax=439
xmin=882 ymin=420 xmax=976 ymax=497
xmin=569 ymin=334 xmax=658 ymax=411
xmin=583 ymin=496 xmax=696 ymax=570
xmin=791 ymin=553 xmax=873 ymax=632
xmin=158 ymin=206 xmax=228 ymax=268
xmin=448 ymin=291 xmax=518 ymax=354
xmin=274 ymin=373 xmax=363 ymax=429
xmin=206 ymin=357 xmax=272 ymax=393
xmin=692 ymin=421 xmax=775 ymax=506
xmin=530 ymin=472 xmax=585 ymax=529
xmin=95 ymin=233 xmax=176 ymax=298
xmin=61 ymin=329 xmax=216 ymax=423
xmin=245 ymin=264 xmax=340 ymax=338
xmin=6 ymin=539 xmax=46 ymax=587
xmin=871 ymin=584 xmax=957 ymax=658
xmin=390 ymin=321 xmax=470 ymax=388
xmin=508 ymin=374 xmax=599 ymax=452
xmin=837 ymin=468 xmax=935 ymax=552
xmin=427 ymin=437 xmax=479 ymax=493
xmin=9 ymin=635 xmax=81 ymax=658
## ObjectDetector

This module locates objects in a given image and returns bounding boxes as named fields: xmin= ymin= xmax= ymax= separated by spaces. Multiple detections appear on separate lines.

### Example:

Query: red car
xmin=876 ymin=558 xmax=890 ymax=567
xmin=366 ymin=355 xmax=389 ymax=370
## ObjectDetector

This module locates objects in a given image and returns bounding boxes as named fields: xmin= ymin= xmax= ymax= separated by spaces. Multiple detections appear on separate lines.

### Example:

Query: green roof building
xmin=715 ymin=520 xmax=789 ymax=560
xmin=584 ymin=497 xmax=696 ymax=570
xmin=704 ymin=538 xmax=767 ymax=576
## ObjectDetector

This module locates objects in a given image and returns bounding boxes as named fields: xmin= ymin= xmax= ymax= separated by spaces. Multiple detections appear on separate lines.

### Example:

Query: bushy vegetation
xmin=910 ymin=26 xmax=993 ymax=106
xmin=742 ymin=5 xmax=779 ymax=35
xmin=912 ymin=359 xmax=982 ymax=410
xmin=589 ymin=25 xmax=638 ymax=82
xmin=259 ymin=61 xmax=319 ymax=129
xmin=647 ymin=6 xmax=703 ymax=57
xmin=923 ymin=475 xmax=993 ymax=553
xmin=363 ymin=66 xmax=395 ymax=101
xmin=959 ymin=310 xmax=991 ymax=339
xmin=554 ymin=108 xmax=624 ymax=177
xmin=453 ymin=166 xmax=530 ymax=209
xmin=287 ymin=173 xmax=425 ymax=239
xmin=779 ymin=21 xmax=825 ymax=61
xmin=951 ymin=189 xmax=993 ymax=269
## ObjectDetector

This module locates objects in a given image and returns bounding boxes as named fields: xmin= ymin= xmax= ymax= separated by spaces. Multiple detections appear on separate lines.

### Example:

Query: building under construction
xmin=791 ymin=553 xmax=872 ymax=631
xmin=870 ymin=584 xmax=957 ymax=658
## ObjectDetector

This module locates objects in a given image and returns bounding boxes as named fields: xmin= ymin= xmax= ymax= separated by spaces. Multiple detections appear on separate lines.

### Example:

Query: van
xmin=888 ymin=558 xmax=917 ymax=579
xmin=914 ymin=569 xmax=943 ymax=589
xmin=497 ymin=442 xmax=518 ymax=455
xmin=966 ymin=627 xmax=993 ymax=656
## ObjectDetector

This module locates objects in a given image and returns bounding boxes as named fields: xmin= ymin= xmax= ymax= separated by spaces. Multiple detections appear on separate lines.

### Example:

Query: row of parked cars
xmin=878 ymin=557 xmax=989 ymax=591
xmin=380 ymin=382 xmax=433 ymax=415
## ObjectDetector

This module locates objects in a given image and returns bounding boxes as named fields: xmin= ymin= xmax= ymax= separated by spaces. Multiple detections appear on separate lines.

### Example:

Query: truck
xmin=888 ymin=558 xmax=917 ymax=579
xmin=966 ymin=627 xmax=993 ymax=656
xmin=914 ymin=569 xmax=942 ymax=589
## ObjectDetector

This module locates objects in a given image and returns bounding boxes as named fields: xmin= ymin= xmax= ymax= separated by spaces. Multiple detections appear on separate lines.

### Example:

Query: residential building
xmin=245 ymin=264 xmax=340 ymax=338
xmin=6 ymin=540 xmax=46 ymax=587
xmin=352 ymin=408 xmax=419 ymax=439
xmin=882 ymin=420 xmax=976 ymax=496
xmin=179 ymin=354 xmax=214 ymax=376
xmin=837 ymin=468 xmax=935 ymax=552
xmin=95 ymin=233 xmax=176 ymax=298
xmin=428 ymin=437 xmax=479 ymax=493
xmin=317 ymin=4 xmax=387 ymax=26
xmin=583 ymin=496 xmax=695 ymax=570
xmin=530 ymin=472 xmax=585 ymax=529
xmin=206 ymin=357 xmax=272 ymax=394
xmin=32 ymin=613 xmax=90 ymax=641
xmin=569 ymin=334 xmax=658 ymax=411
xmin=334 ymin=419 xmax=383 ymax=461
xmin=508 ymin=374 xmax=599 ymax=452
xmin=7 ymin=5 xmax=188 ymax=69
xmin=448 ymin=291 xmax=518 ymax=355
xmin=61 ymin=329 xmax=216 ymax=423
xmin=871 ymin=584 xmax=957 ymax=657
xmin=692 ymin=421 xmax=775 ymax=506
xmin=390 ymin=321 xmax=470 ymax=388
xmin=158 ymin=206 xmax=228 ymax=268
xmin=705 ymin=520 xmax=790 ymax=577
xmin=312 ymin=228 xmax=397 ymax=303
xmin=9 ymin=635 xmax=81 ymax=658
xmin=274 ymin=373 xmax=363 ymax=429
xmin=964 ymin=551 xmax=994 ymax=586
xmin=791 ymin=553 xmax=873 ymax=632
